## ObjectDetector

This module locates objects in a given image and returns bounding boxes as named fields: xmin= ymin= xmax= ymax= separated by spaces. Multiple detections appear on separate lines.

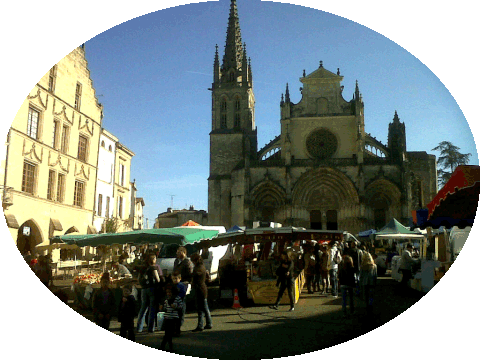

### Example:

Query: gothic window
xmin=234 ymin=113 xmax=241 ymax=128
xmin=220 ymin=114 xmax=227 ymax=129
xmin=221 ymin=100 xmax=227 ymax=111
xmin=56 ymin=173 xmax=65 ymax=203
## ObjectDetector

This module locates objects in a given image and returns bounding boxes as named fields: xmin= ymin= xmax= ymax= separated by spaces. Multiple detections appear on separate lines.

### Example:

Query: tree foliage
xmin=432 ymin=141 xmax=471 ymax=187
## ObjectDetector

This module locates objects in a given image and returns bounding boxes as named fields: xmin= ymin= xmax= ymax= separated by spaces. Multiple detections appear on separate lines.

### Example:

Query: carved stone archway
xmin=250 ymin=179 xmax=286 ymax=223
xmin=364 ymin=178 xmax=402 ymax=229
xmin=292 ymin=167 xmax=359 ymax=230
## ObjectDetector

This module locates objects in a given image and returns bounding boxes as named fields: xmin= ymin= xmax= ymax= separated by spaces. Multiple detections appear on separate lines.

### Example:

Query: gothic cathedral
xmin=208 ymin=0 xmax=437 ymax=234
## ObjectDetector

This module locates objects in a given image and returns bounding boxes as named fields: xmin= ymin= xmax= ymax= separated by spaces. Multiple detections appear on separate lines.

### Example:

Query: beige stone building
xmin=112 ymin=144 xmax=135 ymax=232
xmin=93 ymin=129 xmax=144 ymax=233
xmin=2 ymin=45 xmax=103 ymax=254
xmin=208 ymin=1 xmax=437 ymax=233
xmin=155 ymin=206 xmax=208 ymax=229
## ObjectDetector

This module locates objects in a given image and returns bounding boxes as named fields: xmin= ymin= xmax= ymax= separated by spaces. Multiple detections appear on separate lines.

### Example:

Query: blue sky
xmin=78 ymin=0 xmax=478 ymax=227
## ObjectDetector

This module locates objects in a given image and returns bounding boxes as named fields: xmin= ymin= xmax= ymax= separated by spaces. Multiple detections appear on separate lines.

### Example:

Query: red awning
xmin=180 ymin=220 xmax=200 ymax=227
xmin=427 ymin=165 xmax=480 ymax=221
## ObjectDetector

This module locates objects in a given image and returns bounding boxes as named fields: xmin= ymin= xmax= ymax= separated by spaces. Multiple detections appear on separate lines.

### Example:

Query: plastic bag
xmin=157 ymin=312 xmax=165 ymax=331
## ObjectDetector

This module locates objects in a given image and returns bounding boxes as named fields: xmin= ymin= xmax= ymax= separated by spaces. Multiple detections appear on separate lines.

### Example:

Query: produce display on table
xmin=73 ymin=273 xmax=105 ymax=285
xmin=73 ymin=273 xmax=137 ymax=286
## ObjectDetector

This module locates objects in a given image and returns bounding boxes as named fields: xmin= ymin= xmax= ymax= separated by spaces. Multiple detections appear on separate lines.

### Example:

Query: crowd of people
xmin=23 ymin=237 xmax=421 ymax=352
xmin=89 ymin=246 xmax=212 ymax=352
xmin=271 ymin=239 xmax=378 ymax=317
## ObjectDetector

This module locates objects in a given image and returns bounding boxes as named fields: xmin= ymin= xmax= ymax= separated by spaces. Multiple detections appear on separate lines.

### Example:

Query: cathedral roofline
xmin=301 ymin=61 xmax=344 ymax=83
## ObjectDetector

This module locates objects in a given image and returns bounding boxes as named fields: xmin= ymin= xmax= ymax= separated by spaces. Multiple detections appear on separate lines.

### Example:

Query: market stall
xmin=375 ymin=219 xmax=438 ymax=292
xmin=52 ymin=227 xmax=220 ymax=309
xmin=198 ymin=227 xmax=347 ymax=305
xmin=408 ymin=165 xmax=480 ymax=291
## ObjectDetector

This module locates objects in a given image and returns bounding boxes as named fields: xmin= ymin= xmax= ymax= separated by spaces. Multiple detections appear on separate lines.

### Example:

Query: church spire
xmin=213 ymin=44 xmax=220 ymax=84
xmin=222 ymin=0 xmax=244 ymax=72
xmin=285 ymin=83 xmax=290 ymax=103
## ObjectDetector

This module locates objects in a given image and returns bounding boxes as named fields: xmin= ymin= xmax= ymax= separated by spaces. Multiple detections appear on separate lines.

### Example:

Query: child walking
xmin=159 ymin=285 xmax=183 ymax=352
xmin=118 ymin=284 xmax=136 ymax=341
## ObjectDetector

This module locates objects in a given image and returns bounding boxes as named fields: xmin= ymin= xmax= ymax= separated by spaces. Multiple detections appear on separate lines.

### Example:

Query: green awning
xmin=376 ymin=218 xmax=419 ymax=235
xmin=375 ymin=218 xmax=424 ymax=239
xmin=50 ymin=228 xmax=219 ymax=247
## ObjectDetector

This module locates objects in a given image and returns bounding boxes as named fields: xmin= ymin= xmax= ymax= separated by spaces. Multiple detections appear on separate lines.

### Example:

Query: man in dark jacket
xmin=345 ymin=240 xmax=363 ymax=285
xmin=270 ymin=251 xmax=296 ymax=311
xmin=173 ymin=246 xmax=194 ymax=284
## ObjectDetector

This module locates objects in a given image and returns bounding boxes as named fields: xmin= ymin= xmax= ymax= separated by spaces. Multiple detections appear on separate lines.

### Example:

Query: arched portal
xmin=292 ymin=167 xmax=359 ymax=230
xmin=365 ymin=178 xmax=402 ymax=229
xmin=16 ymin=219 xmax=44 ymax=255
xmin=251 ymin=179 xmax=286 ymax=223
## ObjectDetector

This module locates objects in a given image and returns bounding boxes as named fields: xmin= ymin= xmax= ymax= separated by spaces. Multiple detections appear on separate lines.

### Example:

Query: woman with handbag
xmin=136 ymin=252 xmax=162 ymax=333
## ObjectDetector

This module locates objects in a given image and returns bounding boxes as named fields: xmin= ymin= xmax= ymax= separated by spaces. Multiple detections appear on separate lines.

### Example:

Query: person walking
xmin=313 ymin=242 xmax=322 ymax=292
xmin=136 ymin=252 xmax=161 ymax=333
xmin=339 ymin=255 xmax=356 ymax=317
xmin=319 ymin=244 xmax=330 ymax=294
xmin=359 ymin=252 xmax=377 ymax=316
xmin=328 ymin=241 xmax=342 ymax=298
xmin=345 ymin=240 xmax=363 ymax=294
xmin=190 ymin=253 xmax=212 ymax=332
xmin=270 ymin=250 xmax=296 ymax=311
xmin=304 ymin=245 xmax=316 ymax=294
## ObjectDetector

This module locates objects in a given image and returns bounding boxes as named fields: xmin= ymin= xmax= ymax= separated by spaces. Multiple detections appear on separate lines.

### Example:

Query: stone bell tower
xmin=208 ymin=0 xmax=257 ymax=227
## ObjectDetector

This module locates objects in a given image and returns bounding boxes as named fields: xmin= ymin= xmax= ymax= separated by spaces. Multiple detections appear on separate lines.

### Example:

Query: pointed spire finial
xmin=337 ymin=68 xmax=340 ymax=75
xmin=223 ymin=0 xmax=244 ymax=73
xmin=285 ymin=83 xmax=290 ymax=103
xmin=319 ymin=60 xmax=323 ymax=68
xmin=303 ymin=69 xmax=306 ymax=77
xmin=393 ymin=110 xmax=400 ymax=122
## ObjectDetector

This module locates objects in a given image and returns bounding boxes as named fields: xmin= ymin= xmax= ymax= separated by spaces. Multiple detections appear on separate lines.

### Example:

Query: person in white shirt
xmin=328 ymin=242 xmax=342 ymax=297
xmin=399 ymin=243 xmax=419 ymax=289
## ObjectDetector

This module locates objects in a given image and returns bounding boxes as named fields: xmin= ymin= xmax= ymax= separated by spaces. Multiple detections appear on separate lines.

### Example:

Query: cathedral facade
xmin=208 ymin=0 xmax=437 ymax=234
